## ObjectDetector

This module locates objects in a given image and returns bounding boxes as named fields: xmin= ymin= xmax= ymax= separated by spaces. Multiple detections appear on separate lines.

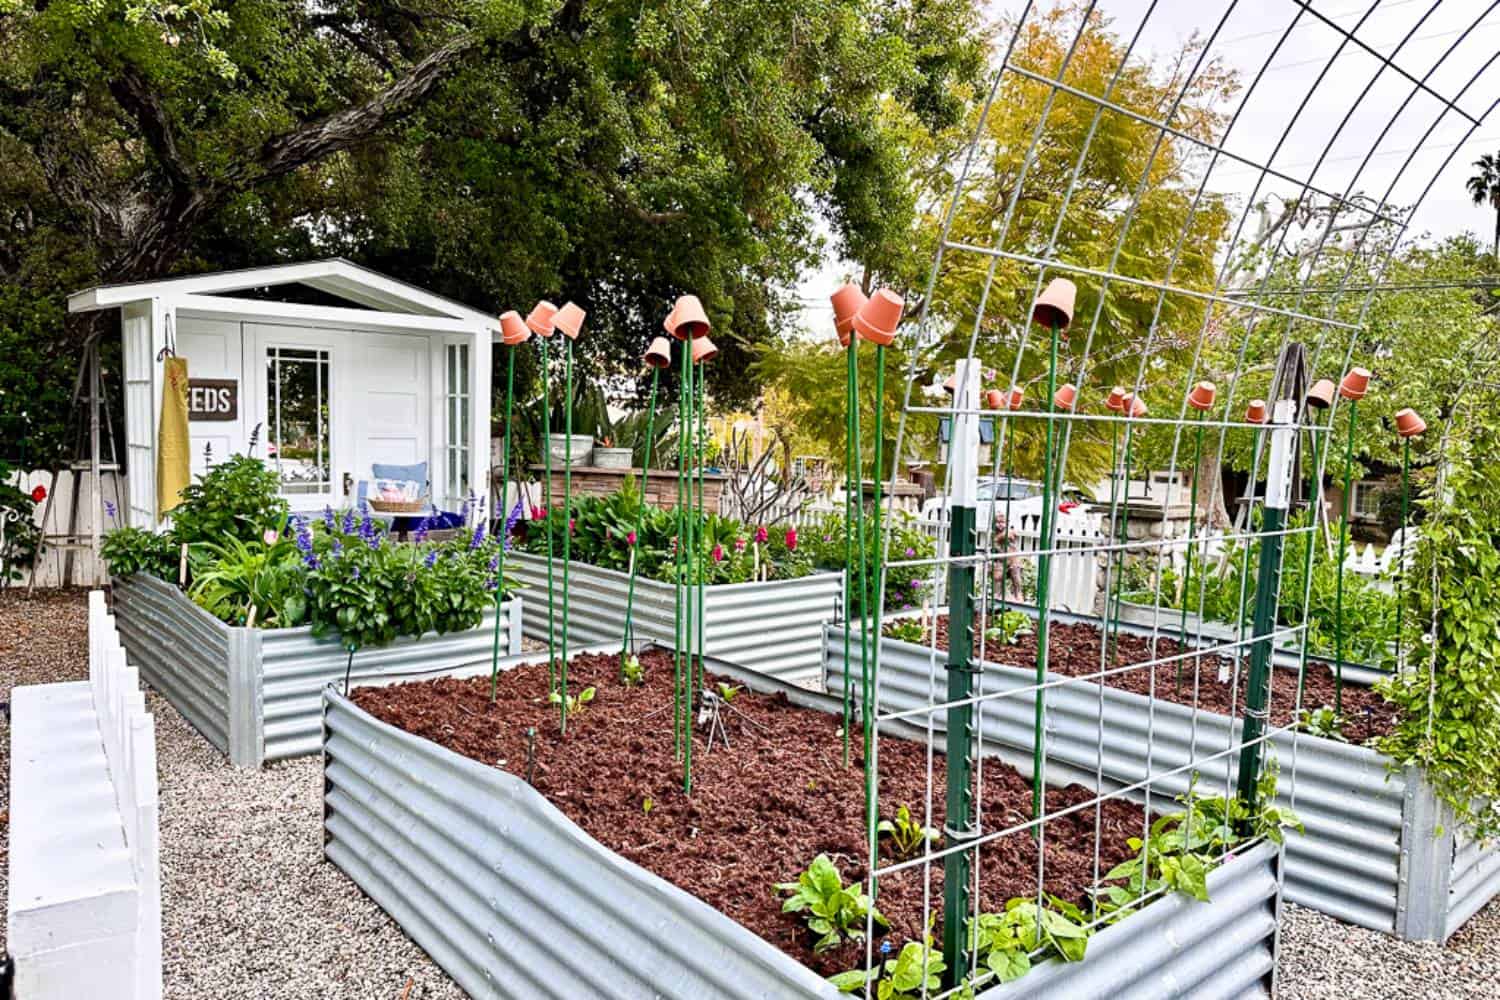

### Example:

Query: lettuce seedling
xmin=877 ymin=804 xmax=941 ymax=859
xmin=775 ymin=854 xmax=888 ymax=953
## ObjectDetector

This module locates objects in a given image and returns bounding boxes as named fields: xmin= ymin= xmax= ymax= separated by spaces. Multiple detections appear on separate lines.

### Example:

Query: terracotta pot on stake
xmin=620 ymin=337 xmax=672 ymax=676
xmin=1393 ymin=407 xmax=1426 ymax=669
xmin=1173 ymin=381 xmax=1216 ymax=694
xmin=526 ymin=300 xmax=560 ymax=688
xmin=490 ymin=311 xmax=532 ymax=700
xmin=670 ymin=295 xmax=710 ymax=793
xmin=1332 ymin=367 xmax=1371 ymax=715
xmin=553 ymin=302 xmax=587 ymax=733
xmin=853 ymin=287 xmax=905 ymax=865
xmin=831 ymin=281 xmax=867 ymax=768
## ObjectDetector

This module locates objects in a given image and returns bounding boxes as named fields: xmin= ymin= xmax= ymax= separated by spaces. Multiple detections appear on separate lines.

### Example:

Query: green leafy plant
xmin=621 ymin=654 xmax=644 ymax=686
xmin=775 ymin=854 xmax=888 ymax=954
xmin=167 ymin=454 xmax=288 ymax=548
xmin=830 ymin=932 xmax=946 ymax=998
xmin=187 ymin=534 xmax=305 ymax=627
xmin=983 ymin=609 xmax=1033 ymax=646
xmin=1299 ymin=705 xmax=1347 ymax=742
xmin=715 ymin=681 xmax=741 ymax=703
xmin=642 ymin=796 xmax=654 ymax=814
xmin=887 ymin=617 xmax=925 ymax=643
xmin=877 ymin=804 xmax=940 ymax=859
xmin=0 ymin=471 xmax=43 ymax=581
xmin=967 ymin=896 xmax=1091 ymax=984
xmin=549 ymin=685 xmax=596 ymax=716
xmin=802 ymin=511 xmax=936 ymax=616
xmin=100 ymin=525 xmax=178 ymax=580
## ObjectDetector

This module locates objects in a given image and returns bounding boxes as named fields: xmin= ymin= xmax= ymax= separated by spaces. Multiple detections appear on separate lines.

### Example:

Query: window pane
xmin=266 ymin=347 xmax=331 ymax=495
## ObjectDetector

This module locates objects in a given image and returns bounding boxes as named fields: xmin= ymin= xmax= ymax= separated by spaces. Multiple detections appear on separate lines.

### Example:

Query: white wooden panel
xmin=122 ymin=304 xmax=155 ymax=528
xmin=354 ymin=332 xmax=430 ymax=483
xmin=176 ymin=315 xmax=244 ymax=478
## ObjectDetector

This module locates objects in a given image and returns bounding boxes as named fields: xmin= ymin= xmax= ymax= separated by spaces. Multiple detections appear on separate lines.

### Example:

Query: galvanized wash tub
xmin=509 ymin=551 xmax=842 ymax=686
xmin=826 ymin=629 xmax=1498 ymax=942
xmin=321 ymin=674 xmax=1282 ymax=1000
xmin=110 ymin=573 xmax=523 ymax=767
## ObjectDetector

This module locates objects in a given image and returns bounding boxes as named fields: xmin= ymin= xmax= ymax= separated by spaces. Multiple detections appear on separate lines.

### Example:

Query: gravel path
xmin=4 ymin=588 xmax=1499 ymax=998
xmin=1 ymin=590 xmax=463 ymax=1000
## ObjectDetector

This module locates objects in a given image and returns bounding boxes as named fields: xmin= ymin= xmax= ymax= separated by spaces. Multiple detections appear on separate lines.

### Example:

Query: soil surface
xmin=888 ymin=617 xmax=1398 ymax=745
xmin=351 ymin=650 xmax=1147 ymax=978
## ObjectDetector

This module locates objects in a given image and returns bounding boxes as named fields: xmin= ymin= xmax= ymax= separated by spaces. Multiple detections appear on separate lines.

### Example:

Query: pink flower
xmin=712 ymin=544 xmax=724 ymax=562
xmin=734 ymin=537 xmax=746 ymax=551
xmin=626 ymin=531 xmax=637 ymax=545
xmin=754 ymin=526 xmax=768 ymax=544
xmin=569 ymin=518 xmax=576 ymax=534
xmin=785 ymin=528 xmax=798 ymax=551
xmin=262 ymin=529 xmax=279 ymax=545
xmin=532 ymin=505 xmax=546 ymax=520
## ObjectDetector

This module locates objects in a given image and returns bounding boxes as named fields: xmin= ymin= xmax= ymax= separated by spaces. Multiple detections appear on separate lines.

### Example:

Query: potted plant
xmin=593 ymin=435 xmax=634 ymax=469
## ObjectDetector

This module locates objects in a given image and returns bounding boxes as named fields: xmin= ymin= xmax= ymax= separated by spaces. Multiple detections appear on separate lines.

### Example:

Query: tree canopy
xmin=0 ymin=0 xmax=987 ymax=464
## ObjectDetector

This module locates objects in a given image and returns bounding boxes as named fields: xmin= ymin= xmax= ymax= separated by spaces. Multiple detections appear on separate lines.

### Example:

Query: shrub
xmin=0 ymin=472 xmax=43 ymax=581
xmin=169 ymin=454 xmax=288 ymax=547
xmin=802 ymin=511 xmax=937 ymax=617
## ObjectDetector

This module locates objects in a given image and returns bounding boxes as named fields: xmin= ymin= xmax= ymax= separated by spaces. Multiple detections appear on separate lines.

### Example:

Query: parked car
xmin=920 ymin=477 xmax=1094 ymax=527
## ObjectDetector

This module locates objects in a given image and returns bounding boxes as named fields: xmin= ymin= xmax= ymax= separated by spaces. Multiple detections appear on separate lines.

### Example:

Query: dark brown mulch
xmin=891 ymin=616 xmax=1397 ymax=745
xmin=351 ymin=650 xmax=1147 ymax=978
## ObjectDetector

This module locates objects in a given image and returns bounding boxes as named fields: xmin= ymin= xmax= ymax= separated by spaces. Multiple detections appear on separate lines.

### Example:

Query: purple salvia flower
xmin=293 ymin=515 xmax=319 ymax=569
xmin=358 ymin=513 xmax=380 ymax=550
xmin=104 ymin=500 xmax=117 ymax=521
xmin=488 ymin=554 xmax=499 ymax=573
xmin=424 ymin=550 xmax=439 ymax=568
xmin=469 ymin=522 xmax=486 ymax=550
xmin=503 ymin=498 xmax=524 ymax=552
xmin=323 ymin=505 xmax=337 ymax=532
xmin=341 ymin=508 xmax=355 ymax=534
xmin=352 ymin=566 xmax=360 ymax=580
xmin=413 ymin=514 xmax=431 ymax=544
xmin=331 ymin=539 xmax=343 ymax=558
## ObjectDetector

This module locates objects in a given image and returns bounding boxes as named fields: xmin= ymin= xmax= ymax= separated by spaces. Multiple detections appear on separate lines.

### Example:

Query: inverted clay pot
xmin=1032 ymin=278 xmax=1077 ymax=331
xmin=985 ymin=389 xmax=1004 ymax=410
xmin=831 ymin=282 xmax=868 ymax=348
xmin=1007 ymin=387 xmax=1025 ymax=411
xmin=854 ymin=288 xmax=904 ymax=347
xmin=1053 ymin=382 xmax=1078 ymax=411
xmin=1306 ymin=379 xmax=1336 ymax=410
xmin=553 ymin=301 xmax=586 ymax=340
xmin=1395 ymin=408 xmax=1427 ymax=438
xmin=942 ymin=374 xmax=957 ymax=395
xmin=643 ymin=336 xmax=673 ymax=370
xmin=673 ymin=295 xmax=712 ymax=339
xmin=692 ymin=336 xmax=718 ymax=364
xmin=526 ymin=300 xmax=558 ymax=337
xmin=1246 ymin=399 xmax=1268 ymax=425
xmin=1188 ymin=380 xmax=1217 ymax=412
xmin=1124 ymin=393 xmax=1147 ymax=418
xmin=1106 ymin=386 xmax=1128 ymax=412
xmin=1340 ymin=367 xmax=1371 ymax=401
xmin=500 ymin=310 xmax=530 ymax=346
xmin=662 ymin=302 xmax=681 ymax=338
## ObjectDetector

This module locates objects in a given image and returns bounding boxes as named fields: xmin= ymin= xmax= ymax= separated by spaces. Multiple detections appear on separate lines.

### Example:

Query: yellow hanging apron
xmin=157 ymin=355 xmax=191 ymax=520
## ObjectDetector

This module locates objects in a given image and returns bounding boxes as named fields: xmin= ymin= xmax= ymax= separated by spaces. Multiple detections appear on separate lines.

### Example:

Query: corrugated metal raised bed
xmin=509 ymin=551 xmax=840 ymax=686
xmin=110 ymin=573 xmax=523 ymax=767
xmin=827 ymin=628 xmax=1497 ymax=942
xmin=322 ymin=679 xmax=1282 ymax=1000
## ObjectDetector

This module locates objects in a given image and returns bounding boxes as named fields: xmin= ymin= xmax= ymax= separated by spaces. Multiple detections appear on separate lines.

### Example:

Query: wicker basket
xmin=368 ymin=498 xmax=426 ymax=514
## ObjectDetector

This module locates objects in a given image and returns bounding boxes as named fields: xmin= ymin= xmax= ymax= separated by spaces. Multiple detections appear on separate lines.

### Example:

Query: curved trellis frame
xmin=856 ymin=2 xmax=1500 ymax=995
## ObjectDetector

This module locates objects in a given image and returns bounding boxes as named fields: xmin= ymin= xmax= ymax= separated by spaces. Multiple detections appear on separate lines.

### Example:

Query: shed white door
xmin=176 ymin=315 xmax=244 ymax=479
xmin=352 ymin=332 xmax=430 ymax=491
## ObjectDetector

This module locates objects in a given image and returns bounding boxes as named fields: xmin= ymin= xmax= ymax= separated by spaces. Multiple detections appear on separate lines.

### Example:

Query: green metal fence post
xmin=620 ymin=365 xmax=661 ymax=673
xmin=1031 ymin=319 xmax=1060 ymax=823
xmin=490 ymin=343 xmax=517 ymax=701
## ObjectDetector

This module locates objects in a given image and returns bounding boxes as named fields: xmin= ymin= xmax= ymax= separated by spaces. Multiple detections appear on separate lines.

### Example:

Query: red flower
xmin=733 ymin=537 xmax=746 ymax=551
xmin=30 ymin=484 xmax=46 ymax=503
xmin=626 ymin=531 xmax=637 ymax=545
xmin=569 ymin=518 xmax=576 ymax=534
xmin=784 ymin=528 xmax=798 ymax=551
xmin=712 ymin=544 xmax=724 ymax=563
xmin=531 ymin=505 xmax=546 ymax=520
xmin=754 ymin=525 xmax=768 ymax=544
xmin=1059 ymin=501 xmax=1079 ymax=514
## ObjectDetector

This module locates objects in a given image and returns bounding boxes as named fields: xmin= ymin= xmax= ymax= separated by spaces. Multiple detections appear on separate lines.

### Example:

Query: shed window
xmin=445 ymin=343 xmax=471 ymax=500
xmin=266 ymin=347 xmax=331 ymax=495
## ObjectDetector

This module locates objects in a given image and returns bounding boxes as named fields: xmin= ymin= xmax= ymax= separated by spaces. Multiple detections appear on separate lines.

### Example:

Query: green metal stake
xmin=1237 ymin=398 xmax=1295 ymax=823
xmin=679 ymin=342 xmax=695 ymax=792
xmin=696 ymin=365 xmax=707 ymax=700
xmin=675 ymin=342 xmax=691 ymax=762
xmin=1333 ymin=399 xmax=1358 ymax=717
xmin=1395 ymin=435 xmax=1411 ymax=669
xmin=559 ymin=337 xmax=574 ymax=734
xmin=850 ymin=343 xmax=872 ymax=773
xmin=866 ymin=343 xmax=886 ymax=846
xmin=539 ymin=336 xmax=556 ymax=691
xmin=1294 ymin=423 xmax=1324 ymax=709
xmin=490 ymin=343 xmax=517 ymax=701
xmin=620 ymin=366 xmax=661 ymax=673
xmin=1107 ymin=423 xmax=1135 ymax=659
xmin=1031 ymin=319 xmax=1060 ymax=824
xmin=841 ymin=339 xmax=855 ymax=766
xmin=1174 ymin=410 xmax=1206 ymax=694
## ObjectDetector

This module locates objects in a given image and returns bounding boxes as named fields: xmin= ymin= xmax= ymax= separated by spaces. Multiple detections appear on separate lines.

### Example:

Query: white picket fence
xmin=916 ymin=510 xmax=1103 ymax=613
xmin=3 ymin=469 xmax=123 ymax=588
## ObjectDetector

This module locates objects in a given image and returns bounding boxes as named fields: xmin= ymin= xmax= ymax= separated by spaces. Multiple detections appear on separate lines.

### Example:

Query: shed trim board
xmin=69 ymin=261 xmax=496 ymax=524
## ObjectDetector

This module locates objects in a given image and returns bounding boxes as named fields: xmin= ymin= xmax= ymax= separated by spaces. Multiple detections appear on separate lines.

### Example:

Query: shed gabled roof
xmin=68 ymin=258 xmax=498 ymax=330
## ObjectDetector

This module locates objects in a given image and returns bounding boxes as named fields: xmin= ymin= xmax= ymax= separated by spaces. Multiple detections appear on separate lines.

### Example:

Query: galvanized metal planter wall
xmin=322 ymin=685 xmax=1280 ymax=1000
xmin=977 ymin=841 xmax=1279 ymax=1000
xmin=509 ymin=552 xmax=840 ymax=686
xmin=110 ymin=573 xmax=523 ymax=767
xmin=826 ymin=629 xmax=1498 ymax=942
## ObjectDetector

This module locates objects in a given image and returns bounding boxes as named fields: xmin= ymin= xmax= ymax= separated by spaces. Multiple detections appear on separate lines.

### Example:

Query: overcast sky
xmin=797 ymin=0 xmax=1500 ymax=333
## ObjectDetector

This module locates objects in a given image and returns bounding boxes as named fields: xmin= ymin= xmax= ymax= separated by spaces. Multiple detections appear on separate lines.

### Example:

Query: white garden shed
xmin=69 ymin=259 xmax=498 ymax=527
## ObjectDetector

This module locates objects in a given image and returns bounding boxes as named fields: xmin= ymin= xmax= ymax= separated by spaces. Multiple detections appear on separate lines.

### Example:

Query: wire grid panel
xmin=850 ymin=2 xmax=1487 ymax=995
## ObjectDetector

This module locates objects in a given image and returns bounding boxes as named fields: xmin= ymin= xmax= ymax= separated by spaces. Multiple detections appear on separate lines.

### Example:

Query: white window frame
xmin=263 ymin=341 xmax=336 ymax=505
xmin=443 ymin=339 xmax=472 ymax=504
